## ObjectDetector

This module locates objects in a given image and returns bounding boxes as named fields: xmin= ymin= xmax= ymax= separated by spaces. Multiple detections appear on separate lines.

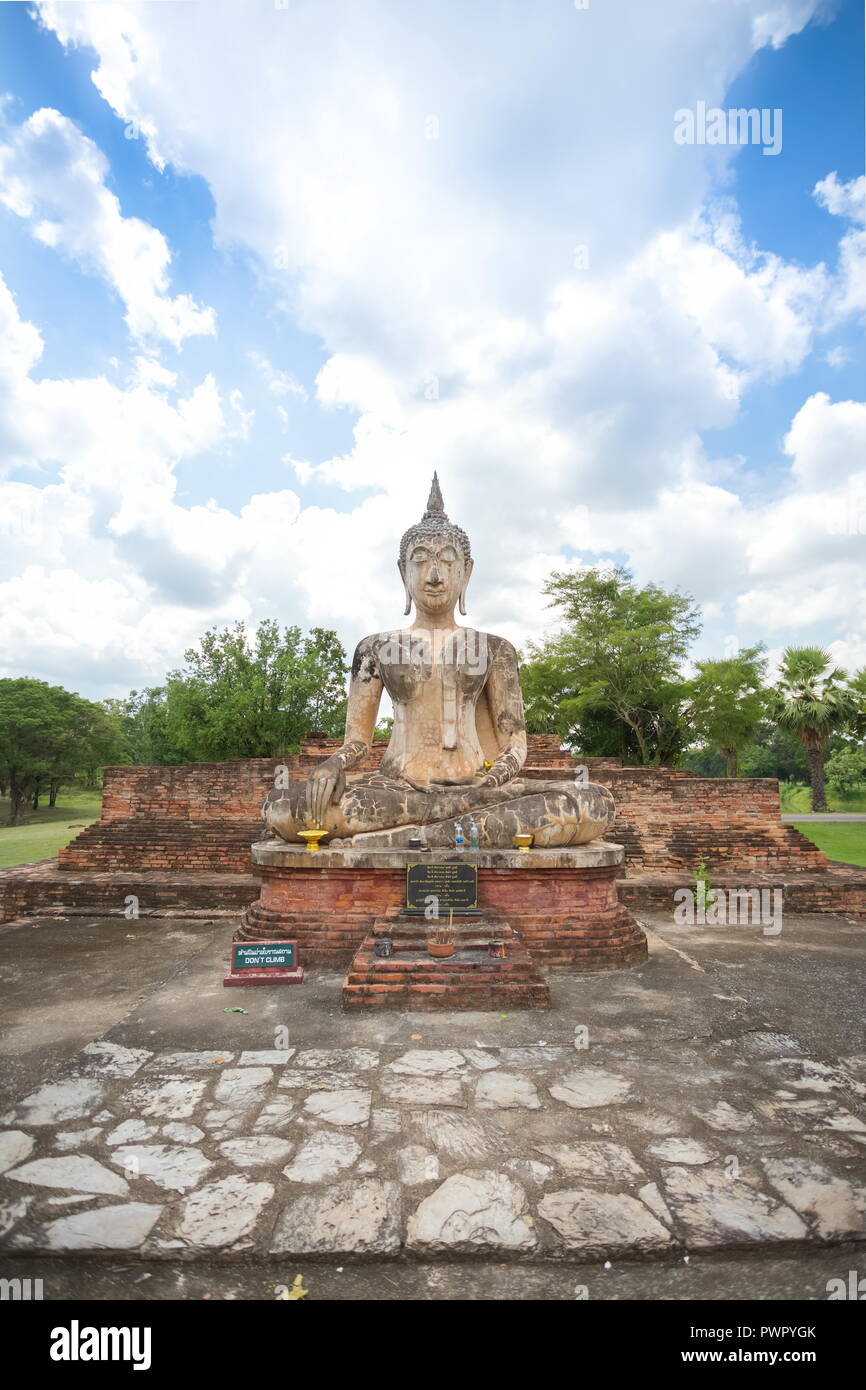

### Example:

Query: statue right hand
xmin=306 ymin=757 xmax=344 ymax=828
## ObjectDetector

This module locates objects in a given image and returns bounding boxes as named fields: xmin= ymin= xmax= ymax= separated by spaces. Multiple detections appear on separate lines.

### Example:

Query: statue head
xmin=399 ymin=473 xmax=473 ymax=617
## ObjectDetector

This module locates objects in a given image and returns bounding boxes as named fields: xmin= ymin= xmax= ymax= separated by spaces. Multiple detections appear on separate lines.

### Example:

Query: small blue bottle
xmin=454 ymin=820 xmax=465 ymax=852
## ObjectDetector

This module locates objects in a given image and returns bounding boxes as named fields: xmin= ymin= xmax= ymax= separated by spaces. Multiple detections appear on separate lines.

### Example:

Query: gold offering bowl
xmin=513 ymin=832 xmax=533 ymax=853
xmin=298 ymin=826 xmax=328 ymax=853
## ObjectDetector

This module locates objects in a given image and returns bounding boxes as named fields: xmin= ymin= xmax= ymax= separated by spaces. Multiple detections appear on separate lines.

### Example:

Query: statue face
xmin=403 ymin=531 xmax=467 ymax=615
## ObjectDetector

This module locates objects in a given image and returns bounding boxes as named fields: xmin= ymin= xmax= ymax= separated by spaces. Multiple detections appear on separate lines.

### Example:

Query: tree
xmin=825 ymin=745 xmax=866 ymax=796
xmin=687 ymin=647 xmax=768 ymax=776
xmin=160 ymin=620 xmax=348 ymax=761
xmin=0 ymin=678 xmax=125 ymax=824
xmin=101 ymin=689 xmax=186 ymax=767
xmin=521 ymin=566 xmax=702 ymax=763
xmin=771 ymin=648 xmax=856 ymax=812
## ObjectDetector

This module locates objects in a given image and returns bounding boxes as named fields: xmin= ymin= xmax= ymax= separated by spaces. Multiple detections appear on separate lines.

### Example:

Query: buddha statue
xmin=264 ymin=475 xmax=615 ymax=848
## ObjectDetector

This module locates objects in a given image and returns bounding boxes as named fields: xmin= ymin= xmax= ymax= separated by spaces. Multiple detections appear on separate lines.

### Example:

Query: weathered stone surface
xmin=0 ymin=1130 xmax=34 ymax=1174
xmin=500 ymin=1047 xmax=568 ymax=1070
xmin=254 ymin=1101 xmax=295 ymax=1132
xmin=54 ymin=1128 xmax=102 ymax=1151
xmin=78 ymin=1041 xmax=152 ymax=1077
xmin=238 ymin=1051 xmax=295 ymax=1065
xmin=381 ymin=1075 xmax=466 ymax=1107
xmin=106 ymin=1119 xmax=157 ymax=1146
xmin=179 ymin=1176 xmax=274 ymax=1248
xmin=661 ymin=1164 xmax=808 ymax=1246
xmin=302 ymin=1089 xmax=371 ymax=1127
xmin=408 ymin=1110 xmax=490 ymax=1160
xmin=386 ymin=1050 xmax=467 ymax=1077
xmin=125 ymin=1078 xmax=207 ymax=1120
xmin=647 ymin=1138 xmax=717 ymax=1165
xmin=213 ymin=1068 xmax=272 ymax=1106
xmin=3 ymin=1078 xmax=104 ymax=1127
xmin=293 ymin=1048 xmax=379 ymax=1070
xmin=504 ymin=1158 xmax=553 ymax=1185
xmin=369 ymin=1108 xmax=402 ymax=1144
xmin=396 ymin=1145 xmax=440 ymax=1185
xmin=407 ymin=1171 xmax=536 ymax=1254
xmin=40 ymin=1203 xmax=163 ymax=1251
xmin=279 ymin=1069 xmax=362 ymax=1092
xmin=8 ymin=1155 xmax=128 ymax=1196
xmin=112 ymin=1144 xmax=213 ymax=1192
xmin=763 ymin=1158 xmax=866 ymax=1239
xmin=282 ymin=1132 xmax=360 ymax=1182
xmin=162 ymin=1123 xmax=204 ymax=1144
xmin=638 ymin=1181 xmax=674 ymax=1227
xmin=817 ymin=1110 xmax=866 ymax=1133
xmin=147 ymin=1052 xmax=234 ymax=1071
xmin=219 ymin=1136 xmax=294 ymax=1169
xmin=271 ymin=1180 xmax=401 ymax=1255
xmin=739 ymin=1032 xmax=802 ymax=1058
xmin=538 ymin=1189 xmax=672 ymax=1254
xmin=461 ymin=1049 xmax=500 ymax=1071
xmin=536 ymin=1141 xmax=643 ymax=1182
xmin=475 ymin=1071 xmax=540 ymax=1110
xmin=621 ymin=1108 xmax=680 ymax=1136
xmin=549 ymin=1069 xmax=633 ymax=1109
xmin=760 ymin=1058 xmax=866 ymax=1097
xmin=693 ymin=1101 xmax=756 ymax=1132
xmin=0 ymin=1196 xmax=32 ymax=1236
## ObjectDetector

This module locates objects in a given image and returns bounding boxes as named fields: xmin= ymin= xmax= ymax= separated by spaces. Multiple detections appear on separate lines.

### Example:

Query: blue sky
xmin=0 ymin=0 xmax=863 ymax=697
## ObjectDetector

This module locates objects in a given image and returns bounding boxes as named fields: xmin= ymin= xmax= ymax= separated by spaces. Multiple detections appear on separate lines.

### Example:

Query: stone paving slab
xmin=1 ymin=1036 xmax=864 ymax=1261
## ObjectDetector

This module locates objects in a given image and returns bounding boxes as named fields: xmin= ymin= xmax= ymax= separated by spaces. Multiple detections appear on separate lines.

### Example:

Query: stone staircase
xmin=342 ymin=911 xmax=550 ymax=1011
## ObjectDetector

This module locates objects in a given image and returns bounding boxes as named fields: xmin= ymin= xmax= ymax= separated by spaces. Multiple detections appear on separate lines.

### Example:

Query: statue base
xmin=234 ymin=841 xmax=648 ymax=979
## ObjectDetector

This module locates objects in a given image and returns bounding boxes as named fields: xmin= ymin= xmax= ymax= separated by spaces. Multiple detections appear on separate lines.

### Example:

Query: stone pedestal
xmin=234 ymin=840 xmax=648 ymax=976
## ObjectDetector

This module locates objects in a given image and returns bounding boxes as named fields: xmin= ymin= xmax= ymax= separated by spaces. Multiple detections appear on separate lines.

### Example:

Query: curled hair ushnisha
xmin=399 ymin=473 xmax=471 ymax=568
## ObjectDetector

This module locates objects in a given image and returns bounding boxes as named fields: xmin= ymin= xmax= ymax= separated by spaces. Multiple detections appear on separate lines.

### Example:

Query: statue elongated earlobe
xmin=399 ymin=564 xmax=412 ymax=616
xmin=458 ymin=558 xmax=473 ymax=616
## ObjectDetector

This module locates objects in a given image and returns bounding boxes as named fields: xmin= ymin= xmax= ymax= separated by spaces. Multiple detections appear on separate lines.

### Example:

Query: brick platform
xmin=342 ymin=912 xmax=550 ymax=1011
xmin=235 ymin=841 xmax=648 ymax=984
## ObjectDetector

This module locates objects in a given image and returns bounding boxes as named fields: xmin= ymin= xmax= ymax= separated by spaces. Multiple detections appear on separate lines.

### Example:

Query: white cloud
xmin=0 ymin=107 xmax=215 ymax=347
xmin=0 ymin=0 xmax=859 ymax=695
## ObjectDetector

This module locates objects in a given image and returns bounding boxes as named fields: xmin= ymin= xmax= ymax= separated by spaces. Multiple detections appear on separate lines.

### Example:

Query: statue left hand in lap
xmin=264 ymin=475 xmax=615 ymax=848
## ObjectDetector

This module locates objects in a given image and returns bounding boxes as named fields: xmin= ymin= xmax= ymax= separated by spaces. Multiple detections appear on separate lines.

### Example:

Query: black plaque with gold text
xmin=405 ymin=860 xmax=478 ymax=913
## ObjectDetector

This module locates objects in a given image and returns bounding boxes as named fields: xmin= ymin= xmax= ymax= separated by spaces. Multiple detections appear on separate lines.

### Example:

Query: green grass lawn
xmin=0 ymin=790 xmax=102 ymax=870
xmin=780 ymin=781 xmax=866 ymax=813
xmin=793 ymin=822 xmax=866 ymax=868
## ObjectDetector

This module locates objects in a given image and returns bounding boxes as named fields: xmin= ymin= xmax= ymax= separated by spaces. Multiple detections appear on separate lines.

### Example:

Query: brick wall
xmin=56 ymin=738 xmax=830 ymax=880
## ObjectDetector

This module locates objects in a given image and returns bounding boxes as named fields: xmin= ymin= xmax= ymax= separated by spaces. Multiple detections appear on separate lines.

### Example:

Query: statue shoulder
xmin=485 ymin=633 xmax=520 ymax=666
xmin=350 ymin=634 xmax=386 ymax=682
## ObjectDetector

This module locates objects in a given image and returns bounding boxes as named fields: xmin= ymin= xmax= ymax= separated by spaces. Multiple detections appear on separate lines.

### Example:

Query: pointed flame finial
xmin=424 ymin=471 xmax=446 ymax=519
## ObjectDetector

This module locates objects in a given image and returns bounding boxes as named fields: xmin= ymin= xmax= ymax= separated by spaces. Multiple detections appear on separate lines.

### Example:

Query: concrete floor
xmin=0 ymin=906 xmax=864 ymax=1299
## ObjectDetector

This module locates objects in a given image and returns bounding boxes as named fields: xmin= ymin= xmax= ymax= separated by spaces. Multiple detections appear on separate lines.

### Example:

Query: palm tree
xmin=773 ymin=648 xmax=855 ymax=811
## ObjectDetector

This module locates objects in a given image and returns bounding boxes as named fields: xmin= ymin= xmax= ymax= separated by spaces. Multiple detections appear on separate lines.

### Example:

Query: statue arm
xmin=306 ymin=638 xmax=382 ymax=826
xmin=337 ymin=638 xmax=384 ymax=770
xmin=481 ymin=637 xmax=527 ymax=787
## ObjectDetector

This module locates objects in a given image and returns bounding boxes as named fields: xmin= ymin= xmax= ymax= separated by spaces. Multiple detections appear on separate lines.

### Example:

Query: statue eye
xmin=411 ymin=547 xmax=430 ymax=562
xmin=438 ymin=547 xmax=457 ymax=563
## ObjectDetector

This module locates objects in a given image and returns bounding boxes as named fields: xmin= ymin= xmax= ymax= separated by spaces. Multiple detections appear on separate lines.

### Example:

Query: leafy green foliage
xmin=520 ymin=566 xmax=701 ymax=763
xmin=686 ymin=647 xmax=768 ymax=775
xmin=156 ymin=621 xmax=348 ymax=761
xmin=825 ymin=745 xmax=866 ymax=795
xmin=770 ymin=648 xmax=857 ymax=811
xmin=0 ymin=678 xmax=126 ymax=824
